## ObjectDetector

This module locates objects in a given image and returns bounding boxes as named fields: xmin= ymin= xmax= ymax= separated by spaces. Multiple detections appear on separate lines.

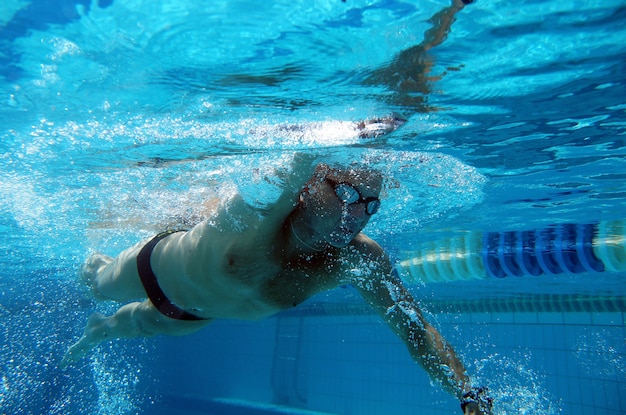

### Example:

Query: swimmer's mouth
xmin=337 ymin=226 xmax=359 ymax=239
xmin=328 ymin=226 xmax=361 ymax=248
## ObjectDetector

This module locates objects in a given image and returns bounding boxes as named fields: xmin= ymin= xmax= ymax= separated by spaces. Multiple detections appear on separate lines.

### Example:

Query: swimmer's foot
xmin=356 ymin=114 xmax=407 ymax=138
xmin=81 ymin=253 xmax=112 ymax=299
xmin=60 ymin=312 xmax=109 ymax=368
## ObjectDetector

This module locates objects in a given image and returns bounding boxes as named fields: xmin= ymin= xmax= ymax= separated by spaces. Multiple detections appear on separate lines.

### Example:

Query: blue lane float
xmin=399 ymin=220 xmax=625 ymax=284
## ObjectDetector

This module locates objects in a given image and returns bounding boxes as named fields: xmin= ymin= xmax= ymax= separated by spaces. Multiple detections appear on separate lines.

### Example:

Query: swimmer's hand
xmin=460 ymin=387 xmax=494 ymax=415
xmin=356 ymin=114 xmax=406 ymax=138
xmin=60 ymin=312 xmax=109 ymax=368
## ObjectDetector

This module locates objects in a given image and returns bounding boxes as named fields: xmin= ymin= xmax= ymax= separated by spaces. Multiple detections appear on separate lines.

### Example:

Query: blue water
xmin=1 ymin=1 xmax=625 ymax=414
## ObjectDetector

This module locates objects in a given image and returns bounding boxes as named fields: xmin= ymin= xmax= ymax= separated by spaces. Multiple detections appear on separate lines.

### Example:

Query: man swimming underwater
xmin=63 ymin=155 xmax=492 ymax=414
xmin=63 ymin=0 xmax=493 ymax=412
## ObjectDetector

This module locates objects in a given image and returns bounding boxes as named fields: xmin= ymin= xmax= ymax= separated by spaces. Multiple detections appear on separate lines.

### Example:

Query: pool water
xmin=1 ymin=1 xmax=625 ymax=414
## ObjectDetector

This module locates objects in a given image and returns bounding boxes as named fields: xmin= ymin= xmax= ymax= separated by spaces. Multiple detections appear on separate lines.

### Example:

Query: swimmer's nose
xmin=345 ymin=204 xmax=369 ymax=224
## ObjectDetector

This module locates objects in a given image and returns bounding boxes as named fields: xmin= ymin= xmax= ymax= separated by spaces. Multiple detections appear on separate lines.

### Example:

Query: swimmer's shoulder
xmin=349 ymin=233 xmax=386 ymax=257
xmin=340 ymin=233 xmax=392 ymax=276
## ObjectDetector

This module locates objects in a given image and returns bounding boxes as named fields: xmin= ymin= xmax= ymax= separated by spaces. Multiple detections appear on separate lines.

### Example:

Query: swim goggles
xmin=325 ymin=177 xmax=381 ymax=215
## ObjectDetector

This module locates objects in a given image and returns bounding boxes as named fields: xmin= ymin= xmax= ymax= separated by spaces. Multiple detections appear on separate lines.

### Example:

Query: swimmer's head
xmin=298 ymin=164 xmax=382 ymax=248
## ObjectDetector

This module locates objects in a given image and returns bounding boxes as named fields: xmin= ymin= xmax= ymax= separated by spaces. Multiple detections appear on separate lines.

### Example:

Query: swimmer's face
xmin=302 ymin=167 xmax=383 ymax=248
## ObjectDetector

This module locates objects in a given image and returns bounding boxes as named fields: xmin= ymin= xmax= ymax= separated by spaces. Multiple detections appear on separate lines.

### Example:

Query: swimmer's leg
xmin=81 ymin=253 xmax=113 ymax=299
xmin=81 ymin=240 xmax=148 ymax=302
xmin=61 ymin=312 xmax=109 ymax=367
xmin=61 ymin=300 xmax=212 ymax=368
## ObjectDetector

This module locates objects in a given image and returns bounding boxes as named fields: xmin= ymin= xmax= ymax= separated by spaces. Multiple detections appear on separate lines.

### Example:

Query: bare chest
xmin=259 ymin=255 xmax=342 ymax=310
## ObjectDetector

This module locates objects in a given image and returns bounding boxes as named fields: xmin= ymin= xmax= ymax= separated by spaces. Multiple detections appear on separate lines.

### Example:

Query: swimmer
xmin=62 ymin=157 xmax=492 ymax=414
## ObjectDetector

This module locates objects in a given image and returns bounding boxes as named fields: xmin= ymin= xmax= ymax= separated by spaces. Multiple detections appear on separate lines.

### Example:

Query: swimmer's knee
xmin=81 ymin=254 xmax=112 ymax=282
xmin=134 ymin=315 xmax=160 ymax=338
xmin=80 ymin=254 xmax=112 ymax=299
xmin=86 ymin=311 xmax=108 ymax=327
xmin=135 ymin=305 xmax=212 ymax=337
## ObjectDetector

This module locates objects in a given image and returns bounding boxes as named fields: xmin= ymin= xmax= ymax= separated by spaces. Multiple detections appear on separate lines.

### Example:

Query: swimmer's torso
xmin=145 ymin=196 xmax=344 ymax=320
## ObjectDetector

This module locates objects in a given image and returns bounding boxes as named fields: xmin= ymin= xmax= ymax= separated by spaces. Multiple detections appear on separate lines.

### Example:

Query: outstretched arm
xmin=346 ymin=235 xmax=470 ymax=399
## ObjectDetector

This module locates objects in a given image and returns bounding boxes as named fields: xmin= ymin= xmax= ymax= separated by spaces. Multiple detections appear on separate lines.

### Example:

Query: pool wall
xmin=143 ymin=295 xmax=626 ymax=415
